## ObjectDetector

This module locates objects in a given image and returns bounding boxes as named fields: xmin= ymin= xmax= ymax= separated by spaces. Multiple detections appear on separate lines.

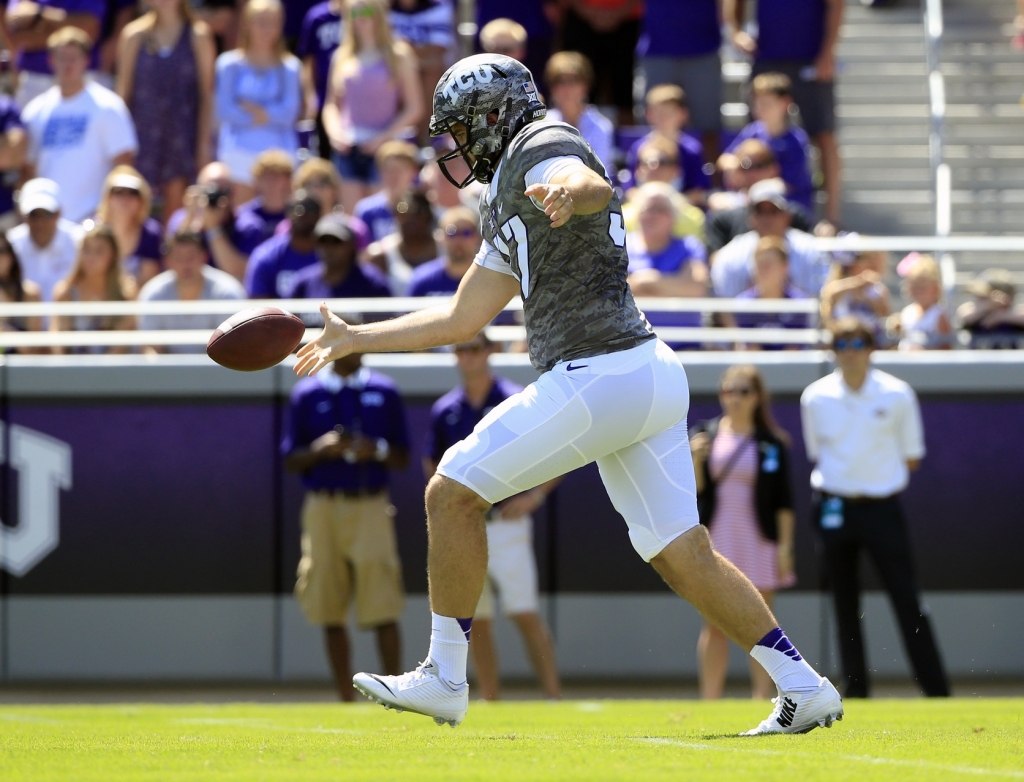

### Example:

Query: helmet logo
xmin=441 ymin=65 xmax=494 ymax=102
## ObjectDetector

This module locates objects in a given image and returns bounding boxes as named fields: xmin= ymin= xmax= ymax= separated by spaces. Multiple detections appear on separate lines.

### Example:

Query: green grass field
xmin=0 ymin=699 xmax=1021 ymax=781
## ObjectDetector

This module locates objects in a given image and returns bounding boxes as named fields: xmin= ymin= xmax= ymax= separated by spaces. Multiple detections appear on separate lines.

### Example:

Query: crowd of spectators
xmin=0 ymin=0 xmax=1018 ymax=354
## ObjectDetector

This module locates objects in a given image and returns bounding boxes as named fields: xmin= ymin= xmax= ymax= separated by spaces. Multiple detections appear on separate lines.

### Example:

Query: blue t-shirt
xmin=627 ymin=131 xmax=710 ymax=193
xmin=282 ymin=367 xmax=410 ymax=491
xmin=18 ymin=0 xmax=107 ymax=74
xmin=426 ymin=376 xmax=522 ymax=463
xmin=0 ymin=96 xmax=24 ymax=215
xmin=726 ymin=122 xmax=814 ymax=212
xmin=733 ymin=283 xmax=810 ymax=351
xmin=757 ymin=0 xmax=826 ymax=62
xmin=637 ymin=0 xmax=719 ymax=59
xmin=355 ymin=191 xmax=395 ymax=243
xmin=297 ymin=1 xmax=342 ymax=109
xmin=234 ymin=198 xmax=287 ymax=256
xmin=244 ymin=233 xmax=318 ymax=298
xmin=626 ymin=235 xmax=705 ymax=331
xmin=284 ymin=259 xmax=393 ymax=309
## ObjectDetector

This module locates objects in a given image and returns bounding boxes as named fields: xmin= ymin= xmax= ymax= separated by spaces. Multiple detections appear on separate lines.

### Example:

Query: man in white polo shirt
xmin=801 ymin=317 xmax=948 ymax=699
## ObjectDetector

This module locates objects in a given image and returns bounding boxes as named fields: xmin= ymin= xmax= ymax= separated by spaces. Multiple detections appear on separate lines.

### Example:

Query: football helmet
xmin=429 ymin=54 xmax=546 ymax=188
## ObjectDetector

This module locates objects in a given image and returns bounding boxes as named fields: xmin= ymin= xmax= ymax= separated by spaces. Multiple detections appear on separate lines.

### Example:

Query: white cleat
xmin=353 ymin=659 xmax=469 ymax=728
xmin=741 ymin=678 xmax=844 ymax=736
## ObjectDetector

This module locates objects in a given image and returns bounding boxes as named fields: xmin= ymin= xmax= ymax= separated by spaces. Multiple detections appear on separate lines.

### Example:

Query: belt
xmin=314 ymin=486 xmax=386 ymax=499
xmin=820 ymin=491 xmax=897 ymax=505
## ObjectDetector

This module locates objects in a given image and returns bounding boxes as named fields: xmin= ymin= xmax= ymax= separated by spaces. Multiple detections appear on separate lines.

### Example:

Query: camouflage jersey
xmin=476 ymin=120 xmax=654 ymax=372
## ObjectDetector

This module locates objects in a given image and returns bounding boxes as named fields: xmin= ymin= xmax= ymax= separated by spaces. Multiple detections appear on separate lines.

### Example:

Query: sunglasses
xmin=720 ymin=385 xmax=754 ymax=397
xmin=833 ymin=336 xmax=869 ymax=351
xmin=640 ymin=157 xmax=675 ymax=169
xmin=445 ymin=225 xmax=477 ymax=239
xmin=109 ymin=187 xmax=140 ymax=198
xmin=304 ymin=177 xmax=334 ymax=189
xmin=752 ymin=204 xmax=785 ymax=217
xmin=739 ymin=157 xmax=773 ymax=171
xmin=350 ymin=5 xmax=375 ymax=18
xmin=551 ymin=76 xmax=584 ymax=87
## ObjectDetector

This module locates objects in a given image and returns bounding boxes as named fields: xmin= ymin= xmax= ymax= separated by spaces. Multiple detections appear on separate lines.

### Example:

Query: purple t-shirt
xmin=282 ymin=368 xmax=409 ymax=491
xmin=626 ymin=235 xmax=705 ymax=331
xmin=627 ymin=131 xmax=711 ymax=192
xmin=475 ymin=0 xmax=551 ymax=40
xmin=297 ymin=1 xmax=342 ymax=109
xmin=354 ymin=191 xmax=395 ymax=243
xmin=637 ymin=0 xmax=719 ymax=59
xmin=0 ymin=96 xmax=24 ymax=214
xmin=123 ymin=217 xmax=164 ymax=280
xmin=244 ymin=233 xmax=318 ymax=298
xmin=726 ymin=122 xmax=814 ymax=211
xmin=407 ymin=257 xmax=459 ymax=297
xmin=284 ymin=259 xmax=392 ymax=306
xmin=18 ymin=0 xmax=107 ymax=74
xmin=757 ymin=0 xmax=826 ymax=62
xmin=733 ymin=283 xmax=810 ymax=351
xmin=426 ymin=376 xmax=522 ymax=462
xmin=234 ymin=198 xmax=287 ymax=256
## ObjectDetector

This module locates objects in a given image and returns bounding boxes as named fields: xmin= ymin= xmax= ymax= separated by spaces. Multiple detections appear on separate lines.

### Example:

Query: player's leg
xmin=697 ymin=622 xmax=730 ymax=699
xmin=750 ymin=590 xmax=778 ymax=699
xmin=469 ymin=579 xmax=501 ymax=701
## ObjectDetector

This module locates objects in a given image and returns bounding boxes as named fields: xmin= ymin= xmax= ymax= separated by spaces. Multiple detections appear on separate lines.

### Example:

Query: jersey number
xmin=495 ymin=211 xmax=627 ymax=301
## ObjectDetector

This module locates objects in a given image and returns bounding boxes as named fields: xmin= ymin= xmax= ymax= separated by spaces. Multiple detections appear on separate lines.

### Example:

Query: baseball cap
xmin=314 ymin=214 xmax=355 ymax=242
xmin=748 ymin=178 xmax=788 ymax=211
xmin=966 ymin=268 xmax=1016 ymax=300
xmin=18 ymin=178 xmax=61 ymax=214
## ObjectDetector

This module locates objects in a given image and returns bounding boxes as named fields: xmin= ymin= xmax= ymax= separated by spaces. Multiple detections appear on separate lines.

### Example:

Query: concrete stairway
xmin=836 ymin=0 xmax=934 ymax=235
xmin=940 ymin=0 xmax=1024 ymax=278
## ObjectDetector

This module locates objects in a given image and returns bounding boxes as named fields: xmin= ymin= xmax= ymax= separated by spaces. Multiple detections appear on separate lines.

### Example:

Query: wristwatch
xmin=375 ymin=438 xmax=390 ymax=462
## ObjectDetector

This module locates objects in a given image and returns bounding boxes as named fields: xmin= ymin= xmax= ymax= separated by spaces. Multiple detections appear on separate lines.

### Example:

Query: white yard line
xmin=634 ymin=738 xmax=1024 ymax=779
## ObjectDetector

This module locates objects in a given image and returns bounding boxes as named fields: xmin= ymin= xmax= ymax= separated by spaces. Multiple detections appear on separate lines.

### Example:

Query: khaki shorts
xmin=295 ymin=491 xmax=405 ymax=628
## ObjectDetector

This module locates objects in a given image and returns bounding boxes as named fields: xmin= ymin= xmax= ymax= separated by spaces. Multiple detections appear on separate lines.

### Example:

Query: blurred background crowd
xmin=1 ymin=0 xmax=1023 ymax=353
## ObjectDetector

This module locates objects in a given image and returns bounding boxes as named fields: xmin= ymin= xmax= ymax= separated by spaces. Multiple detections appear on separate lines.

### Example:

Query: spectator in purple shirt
xmin=723 ymin=236 xmax=811 ymax=351
xmin=95 ymin=165 xmax=163 ymax=288
xmin=624 ymin=182 xmax=709 ymax=350
xmin=285 ymin=213 xmax=392 ymax=314
xmin=298 ymin=0 xmax=342 ymax=156
xmin=727 ymin=0 xmax=843 ymax=224
xmin=353 ymin=139 xmax=420 ymax=243
xmin=638 ymin=0 xmax=722 ymax=156
xmin=720 ymin=74 xmax=814 ymax=216
xmin=475 ymin=0 xmax=556 ymax=92
xmin=6 ymin=0 xmax=106 ymax=106
xmin=245 ymin=190 xmax=322 ymax=297
xmin=231 ymin=149 xmax=295 ymax=255
xmin=626 ymin=84 xmax=711 ymax=207
xmin=407 ymin=205 xmax=478 ymax=298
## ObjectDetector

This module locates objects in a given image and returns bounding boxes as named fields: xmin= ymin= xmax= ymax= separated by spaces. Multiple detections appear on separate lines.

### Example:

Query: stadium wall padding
xmin=0 ymin=353 xmax=1021 ymax=681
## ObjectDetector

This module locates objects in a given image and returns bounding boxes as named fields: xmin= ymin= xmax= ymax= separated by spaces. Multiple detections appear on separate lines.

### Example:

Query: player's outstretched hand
xmin=294 ymin=303 xmax=354 ymax=377
xmin=525 ymin=183 xmax=575 ymax=228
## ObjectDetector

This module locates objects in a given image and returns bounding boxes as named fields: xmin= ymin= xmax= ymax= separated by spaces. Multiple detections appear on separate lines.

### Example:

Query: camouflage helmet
xmin=429 ymin=54 xmax=546 ymax=188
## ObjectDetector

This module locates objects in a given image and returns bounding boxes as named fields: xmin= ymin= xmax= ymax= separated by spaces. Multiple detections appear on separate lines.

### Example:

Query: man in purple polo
xmin=407 ymin=205 xmax=477 ymax=298
xmin=637 ymin=0 xmax=722 ymax=156
xmin=284 ymin=213 xmax=392 ymax=315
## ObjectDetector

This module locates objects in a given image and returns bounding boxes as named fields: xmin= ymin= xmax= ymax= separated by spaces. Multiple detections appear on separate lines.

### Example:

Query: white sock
xmin=427 ymin=613 xmax=470 ymax=686
xmin=749 ymin=627 xmax=823 ymax=693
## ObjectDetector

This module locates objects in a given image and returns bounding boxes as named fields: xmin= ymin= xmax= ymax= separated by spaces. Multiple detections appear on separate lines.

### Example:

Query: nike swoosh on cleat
xmin=368 ymin=675 xmax=396 ymax=696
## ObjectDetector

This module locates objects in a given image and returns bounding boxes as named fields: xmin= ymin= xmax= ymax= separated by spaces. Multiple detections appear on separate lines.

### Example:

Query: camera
xmin=200 ymin=182 xmax=231 ymax=210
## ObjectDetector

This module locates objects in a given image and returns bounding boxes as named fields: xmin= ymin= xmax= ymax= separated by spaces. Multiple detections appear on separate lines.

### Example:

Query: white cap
xmin=108 ymin=172 xmax=145 ymax=192
xmin=748 ymin=178 xmax=789 ymax=210
xmin=18 ymin=178 xmax=61 ymax=214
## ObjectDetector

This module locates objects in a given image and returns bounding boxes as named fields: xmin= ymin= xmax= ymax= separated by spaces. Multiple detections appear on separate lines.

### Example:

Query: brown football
xmin=207 ymin=307 xmax=306 ymax=372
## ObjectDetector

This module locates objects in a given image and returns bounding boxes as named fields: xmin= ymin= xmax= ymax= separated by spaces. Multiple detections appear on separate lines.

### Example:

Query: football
xmin=206 ymin=307 xmax=306 ymax=372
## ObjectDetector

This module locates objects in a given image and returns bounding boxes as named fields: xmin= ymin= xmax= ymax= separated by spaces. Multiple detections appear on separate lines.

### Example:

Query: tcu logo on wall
xmin=441 ymin=65 xmax=494 ymax=102
xmin=0 ymin=423 xmax=72 ymax=576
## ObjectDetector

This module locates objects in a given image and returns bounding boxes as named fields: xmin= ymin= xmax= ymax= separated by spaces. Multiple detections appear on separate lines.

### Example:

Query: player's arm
xmin=295 ymin=263 xmax=519 ymax=376
xmin=524 ymin=162 xmax=613 ymax=229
